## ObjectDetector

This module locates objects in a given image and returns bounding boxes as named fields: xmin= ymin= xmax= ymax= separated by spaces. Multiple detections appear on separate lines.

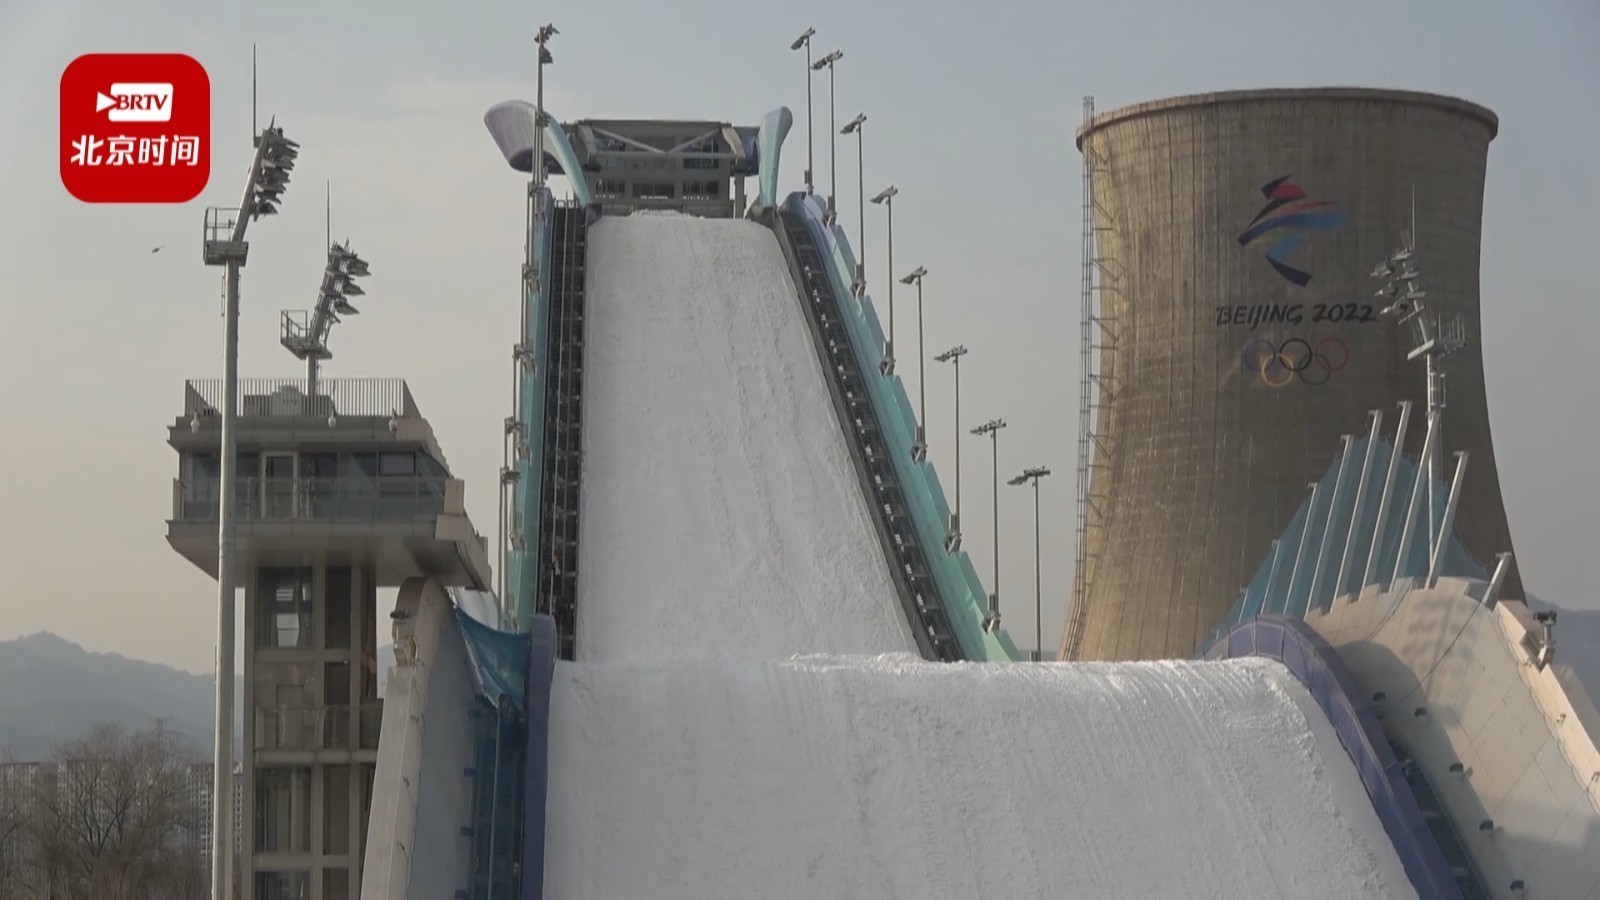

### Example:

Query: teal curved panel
xmin=543 ymin=115 xmax=591 ymax=207
xmin=755 ymin=107 xmax=793 ymax=213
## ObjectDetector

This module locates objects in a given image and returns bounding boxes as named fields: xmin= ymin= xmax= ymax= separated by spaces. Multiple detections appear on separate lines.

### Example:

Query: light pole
xmin=810 ymin=49 xmax=842 ymax=223
xmin=789 ymin=28 xmax=816 ymax=194
xmin=972 ymin=418 xmax=1007 ymax=633
xmin=840 ymin=113 xmax=867 ymax=293
xmin=535 ymin=25 xmax=558 ymax=190
xmin=934 ymin=345 xmax=967 ymax=552
xmin=876 ymin=186 xmax=902 ymax=374
xmin=870 ymin=185 xmax=897 ymax=374
xmin=1008 ymin=466 xmax=1052 ymax=661
xmin=899 ymin=264 xmax=927 ymax=460
xmin=200 ymin=119 xmax=299 ymax=900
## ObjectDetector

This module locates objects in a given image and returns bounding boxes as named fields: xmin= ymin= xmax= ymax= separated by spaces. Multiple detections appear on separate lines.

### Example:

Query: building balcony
xmin=172 ymin=475 xmax=447 ymax=524
xmin=256 ymin=703 xmax=384 ymax=754
xmin=167 ymin=475 xmax=491 ymax=590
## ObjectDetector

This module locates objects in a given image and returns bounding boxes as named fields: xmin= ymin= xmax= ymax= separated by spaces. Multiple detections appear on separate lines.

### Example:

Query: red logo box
xmin=60 ymin=53 xmax=210 ymax=203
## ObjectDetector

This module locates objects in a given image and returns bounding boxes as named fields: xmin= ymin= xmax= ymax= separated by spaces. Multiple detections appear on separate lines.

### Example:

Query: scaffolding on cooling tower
xmin=1066 ymin=96 xmax=1121 ymax=661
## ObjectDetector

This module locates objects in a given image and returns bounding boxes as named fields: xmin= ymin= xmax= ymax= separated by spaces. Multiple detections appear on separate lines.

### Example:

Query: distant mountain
xmin=0 ymin=632 xmax=223 ymax=759
xmin=0 ymin=633 xmax=396 ymax=761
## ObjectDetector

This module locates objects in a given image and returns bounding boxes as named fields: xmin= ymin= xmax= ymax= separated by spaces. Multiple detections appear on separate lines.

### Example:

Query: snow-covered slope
xmin=544 ymin=655 xmax=1415 ymax=900
xmin=574 ymin=212 xmax=916 ymax=662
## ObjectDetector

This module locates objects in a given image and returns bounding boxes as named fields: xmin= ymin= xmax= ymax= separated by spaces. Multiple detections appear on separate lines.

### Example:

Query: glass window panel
xmin=258 ymin=567 xmax=313 ymax=649
xmin=254 ymin=767 xmax=311 ymax=853
xmin=256 ymin=871 xmax=310 ymax=900
xmin=378 ymin=452 xmax=415 ymax=476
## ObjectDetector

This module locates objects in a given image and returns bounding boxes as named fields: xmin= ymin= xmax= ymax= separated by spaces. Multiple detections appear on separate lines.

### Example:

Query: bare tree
xmin=23 ymin=724 xmax=207 ymax=900
xmin=0 ymin=748 xmax=27 ymax=898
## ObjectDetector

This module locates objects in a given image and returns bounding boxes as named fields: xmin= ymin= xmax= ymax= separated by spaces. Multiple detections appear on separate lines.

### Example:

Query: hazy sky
xmin=1 ymin=0 xmax=1596 ymax=674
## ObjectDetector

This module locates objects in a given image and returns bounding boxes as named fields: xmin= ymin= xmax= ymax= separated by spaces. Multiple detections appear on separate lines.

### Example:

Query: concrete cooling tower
xmin=1061 ymin=88 xmax=1521 ymax=663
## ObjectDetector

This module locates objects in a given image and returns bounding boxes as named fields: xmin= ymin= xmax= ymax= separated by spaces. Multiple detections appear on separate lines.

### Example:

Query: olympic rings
xmin=1240 ymin=335 xmax=1350 ymax=388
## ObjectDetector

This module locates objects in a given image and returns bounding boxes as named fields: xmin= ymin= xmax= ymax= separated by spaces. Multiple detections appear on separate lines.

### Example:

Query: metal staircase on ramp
xmin=1389 ymin=739 xmax=1492 ymax=899
xmin=772 ymin=208 xmax=961 ymax=661
xmin=537 ymin=202 xmax=588 ymax=660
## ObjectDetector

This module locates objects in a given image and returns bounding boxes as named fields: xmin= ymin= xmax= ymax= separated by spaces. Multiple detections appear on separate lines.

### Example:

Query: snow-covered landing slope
xmin=575 ymin=212 xmax=917 ymax=662
xmin=545 ymin=655 xmax=1415 ymax=900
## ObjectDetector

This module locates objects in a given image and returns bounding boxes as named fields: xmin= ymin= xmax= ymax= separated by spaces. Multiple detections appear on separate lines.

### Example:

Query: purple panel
xmin=518 ymin=615 xmax=558 ymax=900
xmin=1211 ymin=616 xmax=1464 ymax=900
xmin=1228 ymin=628 xmax=1253 ymax=658
xmin=737 ymin=133 xmax=760 ymax=175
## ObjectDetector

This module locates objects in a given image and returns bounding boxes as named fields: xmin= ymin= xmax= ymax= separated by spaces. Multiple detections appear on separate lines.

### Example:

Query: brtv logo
xmin=1237 ymin=176 xmax=1346 ymax=287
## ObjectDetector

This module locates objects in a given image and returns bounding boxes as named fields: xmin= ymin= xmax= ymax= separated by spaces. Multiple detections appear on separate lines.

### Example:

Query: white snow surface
xmin=574 ymin=212 xmax=917 ymax=662
xmin=545 ymin=655 xmax=1416 ymax=900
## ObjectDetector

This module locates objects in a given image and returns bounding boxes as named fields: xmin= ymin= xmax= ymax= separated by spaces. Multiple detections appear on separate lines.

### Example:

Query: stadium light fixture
xmin=535 ymin=24 xmax=558 ymax=188
xmin=280 ymin=236 xmax=373 ymax=408
xmin=841 ymin=113 xmax=868 ymax=295
xmin=867 ymin=182 xmax=898 ymax=375
xmin=198 ymin=107 xmax=299 ymax=900
xmin=1009 ymin=466 xmax=1052 ymax=661
xmin=810 ymin=49 xmax=843 ymax=222
xmin=791 ymin=28 xmax=817 ymax=193
xmin=1370 ymin=208 xmax=1468 ymax=589
xmin=934 ymin=344 xmax=968 ymax=552
xmin=898 ymin=262 xmax=930 ymax=461
xmin=971 ymin=418 xmax=1007 ymax=632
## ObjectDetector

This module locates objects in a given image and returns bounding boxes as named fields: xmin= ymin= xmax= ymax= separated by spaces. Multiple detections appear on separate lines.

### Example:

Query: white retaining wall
xmin=1308 ymin=578 xmax=1600 ymax=899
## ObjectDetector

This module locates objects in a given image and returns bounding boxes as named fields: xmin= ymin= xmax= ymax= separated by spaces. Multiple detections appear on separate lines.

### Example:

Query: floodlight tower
xmin=1371 ymin=222 xmax=1467 ymax=585
xmin=789 ymin=28 xmax=816 ymax=194
xmin=972 ymin=417 xmax=1007 ymax=632
xmin=809 ymin=49 xmax=842 ymax=223
xmin=199 ymin=116 xmax=299 ymax=900
xmin=870 ymin=184 xmax=897 ymax=374
xmin=1008 ymin=466 xmax=1051 ymax=661
xmin=279 ymin=238 xmax=373 ymax=410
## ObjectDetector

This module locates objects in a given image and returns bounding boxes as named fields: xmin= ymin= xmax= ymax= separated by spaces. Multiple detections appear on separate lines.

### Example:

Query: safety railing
xmin=171 ymin=475 xmax=447 ymax=522
xmin=255 ymin=702 xmax=384 ymax=752
xmin=183 ymin=377 xmax=417 ymax=419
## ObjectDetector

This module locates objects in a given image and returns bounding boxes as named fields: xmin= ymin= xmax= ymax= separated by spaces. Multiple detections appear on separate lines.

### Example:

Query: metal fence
xmin=172 ymin=475 xmax=447 ymax=522
xmin=183 ymin=378 xmax=418 ymax=419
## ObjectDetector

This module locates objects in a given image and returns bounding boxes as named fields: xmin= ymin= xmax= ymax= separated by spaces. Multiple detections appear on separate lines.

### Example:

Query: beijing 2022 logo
xmin=1237 ymin=175 xmax=1346 ymax=287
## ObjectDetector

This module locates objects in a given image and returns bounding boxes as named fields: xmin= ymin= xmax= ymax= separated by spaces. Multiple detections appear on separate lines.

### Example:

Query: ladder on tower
xmin=1065 ymin=96 xmax=1122 ymax=660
